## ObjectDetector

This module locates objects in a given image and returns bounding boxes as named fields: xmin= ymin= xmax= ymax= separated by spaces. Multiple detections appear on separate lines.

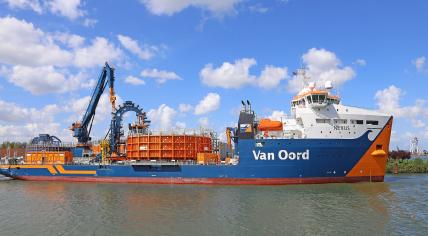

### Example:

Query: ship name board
xmin=334 ymin=125 xmax=350 ymax=131
xmin=252 ymin=150 xmax=309 ymax=161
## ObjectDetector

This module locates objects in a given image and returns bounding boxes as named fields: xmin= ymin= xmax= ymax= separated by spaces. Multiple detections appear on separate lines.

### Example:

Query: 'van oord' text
xmin=252 ymin=150 xmax=309 ymax=161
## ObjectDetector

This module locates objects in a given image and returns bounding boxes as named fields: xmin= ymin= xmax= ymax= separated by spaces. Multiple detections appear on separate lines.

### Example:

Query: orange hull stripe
xmin=55 ymin=165 xmax=96 ymax=175
xmin=0 ymin=165 xmax=57 ymax=175
xmin=347 ymin=117 xmax=393 ymax=177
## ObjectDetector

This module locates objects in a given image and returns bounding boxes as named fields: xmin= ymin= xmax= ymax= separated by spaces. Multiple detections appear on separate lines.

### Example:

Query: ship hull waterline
xmin=0 ymin=118 xmax=392 ymax=186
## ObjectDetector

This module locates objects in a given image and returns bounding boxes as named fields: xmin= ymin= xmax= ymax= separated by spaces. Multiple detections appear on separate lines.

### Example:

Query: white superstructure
xmin=256 ymin=70 xmax=391 ymax=140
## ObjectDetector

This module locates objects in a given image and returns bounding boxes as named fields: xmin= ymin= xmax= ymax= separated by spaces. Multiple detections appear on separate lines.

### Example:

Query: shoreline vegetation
xmin=387 ymin=150 xmax=428 ymax=174
xmin=386 ymin=158 xmax=428 ymax=174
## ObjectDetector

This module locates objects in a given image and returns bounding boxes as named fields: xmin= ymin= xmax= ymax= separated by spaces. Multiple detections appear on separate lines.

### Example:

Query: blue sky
xmin=0 ymin=0 xmax=427 ymax=150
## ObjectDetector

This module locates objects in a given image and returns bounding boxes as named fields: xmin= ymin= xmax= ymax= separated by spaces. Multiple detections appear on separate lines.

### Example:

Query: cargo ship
xmin=0 ymin=65 xmax=392 ymax=185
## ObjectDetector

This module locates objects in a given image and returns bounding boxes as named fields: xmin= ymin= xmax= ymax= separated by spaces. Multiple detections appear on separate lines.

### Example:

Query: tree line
xmin=0 ymin=142 xmax=27 ymax=149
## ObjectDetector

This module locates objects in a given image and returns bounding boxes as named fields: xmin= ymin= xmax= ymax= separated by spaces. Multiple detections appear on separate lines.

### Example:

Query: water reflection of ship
xmin=352 ymin=182 xmax=390 ymax=211
xmin=23 ymin=182 xmax=67 ymax=203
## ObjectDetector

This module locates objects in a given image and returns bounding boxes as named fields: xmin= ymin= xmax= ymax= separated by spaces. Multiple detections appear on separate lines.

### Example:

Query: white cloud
xmin=4 ymin=0 xmax=86 ymax=20
xmin=175 ymin=121 xmax=186 ymax=129
xmin=125 ymin=76 xmax=145 ymax=85
xmin=413 ymin=56 xmax=426 ymax=72
xmin=83 ymin=18 xmax=97 ymax=27
xmin=117 ymin=34 xmax=160 ymax=60
xmin=200 ymin=58 xmax=256 ymax=89
xmin=4 ymin=65 xmax=90 ymax=95
xmin=200 ymin=58 xmax=288 ymax=90
xmin=4 ymin=0 xmax=43 ymax=13
xmin=287 ymin=48 xmax=356 ymax=93
xmin=47 ymin=0 xmax=85 ymax=20
xmin=198 ymin=117 xmax=209 ymax=127
xmin=148 ymin=104 xmax=177 ymax=130
xmin=0 ymin=122 xmax=67 ymax=142
xmin=0 ymin=99 xmax=66 ymax=142
xmin=0 ymin=16 xmax=123 ymax=70
xmin=354 ymin=59 xmax=366 ymax=66
xmin=268 ymin=110 xmax=287 ymax=121
xmin=248 ymin=4 xmax=269 ymax=14
xmin=194 ymin=92 xmax=220 ymax=115
xmin=375 ymin=85 xmax=428 ymax=119
xmin=66 ymin=93 xmax=122 ymax=124
xmin=73 ymin=37 xmax=123 ymax=68
xmin=179 ymin=103 xmax=193 ymax=113
xmin=140 ymin=0 xmax=241 ymax=16
xmin=0 ymin=16 xmax=73 ymax=67
xmin=0 ymin=100 xmax=59 ymax=123
xmin=411 ymin=119 xmax=426 ymax=128
xmin=53 ymin=32 xmax=85 ymax=49
xmin=257 ymin=65 xmax=288 ymax=89
xmin=141 ymin=68 xmax=181 ymax=84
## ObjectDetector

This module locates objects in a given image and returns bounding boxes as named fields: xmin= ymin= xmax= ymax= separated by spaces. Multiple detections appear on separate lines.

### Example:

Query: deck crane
xmin=70 ymin=62 xmax=116 ymax=145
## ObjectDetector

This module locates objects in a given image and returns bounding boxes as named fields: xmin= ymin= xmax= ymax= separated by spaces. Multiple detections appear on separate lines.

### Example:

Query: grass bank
xmin=386 ymin=158 xmax=428 ymax=174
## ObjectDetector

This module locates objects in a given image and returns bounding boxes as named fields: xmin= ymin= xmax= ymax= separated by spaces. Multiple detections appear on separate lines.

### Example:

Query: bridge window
xmin=316 ymin=119 xmax=330 ymax=124
xmin=312 ymin=95 xmax=319 ymax=103
xmin=291 ymin=101 xmax=297 ymax=107
xmin=334 ymin=119 xmax=347 ymax=124
xmin=312 ymin=94 xmax=326 ymax=104
xmin=307 ymin=96 xmax=312 ymax=104
xmin=351 ymin=120 xmax=364 ymax=124
xmin=318 ymin=94 xmax=326 ymax=103
xmin=366 ymin=120 xmax=379 ymax=125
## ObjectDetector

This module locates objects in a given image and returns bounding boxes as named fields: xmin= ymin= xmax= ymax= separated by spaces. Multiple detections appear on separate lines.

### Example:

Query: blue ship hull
xmin=0 ymin=119 xmax=392 ymax=185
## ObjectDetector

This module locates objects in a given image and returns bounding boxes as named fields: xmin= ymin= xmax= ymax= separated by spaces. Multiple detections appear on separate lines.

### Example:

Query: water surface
xmin=0 ymin=175 xmax=427 ymax=236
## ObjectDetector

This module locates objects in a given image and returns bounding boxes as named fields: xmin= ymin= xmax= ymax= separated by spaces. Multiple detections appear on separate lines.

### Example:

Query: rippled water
xmin=0 ymin=175 xmax=427 ymax=236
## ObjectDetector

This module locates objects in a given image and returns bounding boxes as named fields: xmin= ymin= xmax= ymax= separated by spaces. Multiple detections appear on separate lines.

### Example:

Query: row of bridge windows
xmin=315 ymin=119 xmax=379 ymax=125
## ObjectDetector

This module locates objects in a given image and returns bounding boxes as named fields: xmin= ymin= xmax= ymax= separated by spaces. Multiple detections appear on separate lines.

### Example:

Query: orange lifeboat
xmin=258 ymin=119 xmax=283 ymax=131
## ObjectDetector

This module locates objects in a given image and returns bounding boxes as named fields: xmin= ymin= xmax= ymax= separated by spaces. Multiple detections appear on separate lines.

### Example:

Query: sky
xmin=0 ymin=0 xmax=427 ymax=150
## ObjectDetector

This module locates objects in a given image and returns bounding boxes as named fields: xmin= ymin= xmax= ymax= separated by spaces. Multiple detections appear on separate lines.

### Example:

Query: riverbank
xmin=386 ymin=158 xmax=428 ymax=174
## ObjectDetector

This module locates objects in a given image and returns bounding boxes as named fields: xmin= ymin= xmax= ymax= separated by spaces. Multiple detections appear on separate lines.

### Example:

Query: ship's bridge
xmin=291 ymin=90 xmax=340 ymax=108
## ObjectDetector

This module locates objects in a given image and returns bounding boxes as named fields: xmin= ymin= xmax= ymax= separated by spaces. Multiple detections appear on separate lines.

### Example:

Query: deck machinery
xmin=69 ymin=62 xmax=150 ymax=157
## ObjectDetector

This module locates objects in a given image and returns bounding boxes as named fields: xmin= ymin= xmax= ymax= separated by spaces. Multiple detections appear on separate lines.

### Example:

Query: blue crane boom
xmin=71 ymin=62 xmax=116 ymax=144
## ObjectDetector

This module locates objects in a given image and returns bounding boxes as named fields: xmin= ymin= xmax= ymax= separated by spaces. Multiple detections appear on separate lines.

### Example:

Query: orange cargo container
xmin=197 ymin=153 xmax=219 ymax=164
xmin=126 ymin=134 xmax=212 ymax=160
xmin=25 ymin=151 xmax=73 ymax=164
xmin=258 ymin=119 xmax=283 ymax=131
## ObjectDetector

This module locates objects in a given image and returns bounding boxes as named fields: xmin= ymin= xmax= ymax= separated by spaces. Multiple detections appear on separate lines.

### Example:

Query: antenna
xmin=294 ymin=68 xmax=310 ymax=91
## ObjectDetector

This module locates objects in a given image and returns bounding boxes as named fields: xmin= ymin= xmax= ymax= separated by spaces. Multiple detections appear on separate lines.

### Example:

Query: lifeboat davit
xmin=258 ymin=119 xmax=283 ymax=131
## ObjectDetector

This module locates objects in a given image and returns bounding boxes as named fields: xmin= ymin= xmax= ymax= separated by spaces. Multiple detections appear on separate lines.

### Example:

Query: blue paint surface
xmin=1 ymin=131 xmax=374 ymax=179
